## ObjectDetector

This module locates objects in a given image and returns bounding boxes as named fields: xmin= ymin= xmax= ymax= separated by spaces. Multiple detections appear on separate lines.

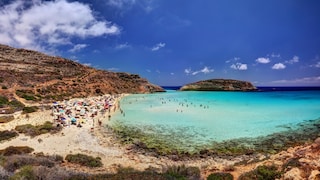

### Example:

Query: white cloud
xmin=69 ymin=56 xmax=78 ymax=61
xmin=83 ymin=63 xmax=92 ymax=67
xmin=68 ymin=44 xmax=87 ymax=53
xmin=115 ymin=42 xmax=130 ymax=50
xmin=200 ymin=66 xmax=214 ymax=74
xmin=107 ymin=67 xmax=119 ymax=71
xmin=230 ymin=63 xmax=248 ymax=70
xmin=272 ymin=63 xmax=286 ymax=70
xmin=170 ymin=72 xmax=174 ymax=75
xmin=285 ymin=55 xmax=299 ymax=64
xmin=107 ymin=0 xmax=155 ymax=13
xmin=272 ymin=76 xmax=320 ymax=85
xmin=270 ymin=53 xmax=281 ymax=58
xmin=185 ymin=66 xmax=214 ymax=75
xmin=151 ymin=42 xmax=165 ymax=51
xmin=314 ymin=62 xmax=320 ymax=68
xmin=107 ymin=0 xmax=136 ymax=8
xmin=256 ymin=57 xmax=270 ymax=64
xmin=225 ymin=57 xmax=240 ymax=63
xmin=309 ymin=56 xmax=320 ymax=68
xmin=0 ymin=0 xmax=120 ymax=52
xmin=184 ymin=68 xmax=192 ymax=75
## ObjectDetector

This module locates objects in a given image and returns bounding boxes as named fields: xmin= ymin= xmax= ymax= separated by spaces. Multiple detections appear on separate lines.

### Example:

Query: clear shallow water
xmin=109 ymin=90 xmax=320 ymax=152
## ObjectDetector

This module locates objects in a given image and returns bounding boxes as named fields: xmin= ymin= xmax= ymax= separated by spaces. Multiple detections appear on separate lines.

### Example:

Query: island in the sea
xmin=179 ymin=79 xmax=258 ymax=91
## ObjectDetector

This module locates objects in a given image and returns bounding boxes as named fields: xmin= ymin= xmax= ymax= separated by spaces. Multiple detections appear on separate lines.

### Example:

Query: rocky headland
xmin=0 ymin=44 xmax=164 ymax=106
xmin=180 ymin=79 xmax=257 ymax=91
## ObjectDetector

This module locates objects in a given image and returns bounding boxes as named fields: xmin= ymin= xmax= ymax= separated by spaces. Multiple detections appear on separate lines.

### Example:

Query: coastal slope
xmin=180 ymin=79 xmax=257 ymax=91
xmin=0 ymin=44 xmax=164 ymax=103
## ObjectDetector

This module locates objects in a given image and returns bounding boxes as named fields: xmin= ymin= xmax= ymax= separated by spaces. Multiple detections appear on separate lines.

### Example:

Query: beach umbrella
xmin=71 ymin=117 xmax=77 ymax=123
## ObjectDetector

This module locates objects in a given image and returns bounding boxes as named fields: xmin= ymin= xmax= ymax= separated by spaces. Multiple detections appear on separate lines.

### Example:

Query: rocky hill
xmin=0 ymin=44 xmax=164 ymax=104
xmin=180 ymin=79 xmax=257 ymax=91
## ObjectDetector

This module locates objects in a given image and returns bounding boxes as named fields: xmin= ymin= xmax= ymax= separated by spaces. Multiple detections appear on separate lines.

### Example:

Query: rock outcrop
xmin=0 ymin=44 xmax=164 ymax=103
xmin=179 ymin=79 xmax=257 ymax=91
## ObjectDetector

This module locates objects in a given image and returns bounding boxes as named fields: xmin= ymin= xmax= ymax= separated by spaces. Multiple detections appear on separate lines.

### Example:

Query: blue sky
xmin=0 ymin=0 xmax=320 ymax=86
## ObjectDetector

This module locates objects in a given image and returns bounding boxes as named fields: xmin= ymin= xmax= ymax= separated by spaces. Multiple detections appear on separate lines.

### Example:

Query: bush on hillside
xmin=238 ymin=165 xmax=281 ymax=180
xmin=65 ymin=154 xmax=103 ymax=167
xmin=15 ymin=121 xmax=62 ymax=137
xmin=3 ymin=154 xmax=56 ymax=172
xmin=0 ymin=96 xmax=9 ymax=107
xmin=0 ymin=130 xmax=18 ymax=142
xmin=0 ymin=116 xmax=14 ymax=123
xmin=22 ymin=106 xmax=38 ymax=114
xmin=207 ymin=172 xmax=234 ymax=180
xmin=0 ymin=146 xmax=34 ymax=156
xmin=8 ymin=100 xmax=25 ymax=111
xmin=164 ymin=165 xmax=201 ymax=180
xmin=9 ymin=165 xmax=36 ymax=180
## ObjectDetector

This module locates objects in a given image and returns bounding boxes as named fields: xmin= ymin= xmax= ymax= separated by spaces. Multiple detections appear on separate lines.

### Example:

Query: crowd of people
xmin=51 ymin=95 xmax=121 ymax=129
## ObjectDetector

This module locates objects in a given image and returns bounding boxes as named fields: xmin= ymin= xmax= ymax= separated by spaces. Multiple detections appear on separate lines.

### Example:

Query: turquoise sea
xmin=109 ymin=88 xmax=320 ymax=153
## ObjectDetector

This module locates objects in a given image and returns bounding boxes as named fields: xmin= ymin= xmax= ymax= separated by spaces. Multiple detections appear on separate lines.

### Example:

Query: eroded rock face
xmin=0 ymin=44 xmax=164 ymax=102
xmin=283 ymin=168 xmax=303 ymax=180
xmin=179 ymin=79 xmax=257 ymax=91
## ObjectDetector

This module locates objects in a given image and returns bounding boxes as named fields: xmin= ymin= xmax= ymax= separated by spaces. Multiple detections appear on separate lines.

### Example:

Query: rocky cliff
xmin=180 ymin=79 xmax=257 ymax=91
xmin=0 ymin=44 xmax=164 ymax=103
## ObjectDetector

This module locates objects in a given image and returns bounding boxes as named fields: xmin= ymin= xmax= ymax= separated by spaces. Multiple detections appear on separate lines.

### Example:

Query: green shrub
xmin=16 ymin=90 xmax=39 ymax=101
xmin=0 ymin=146 xmax=34 ymax=156
xmin=8 ymin=100 xmax=25 ymax=111
xmin=117 ymin=166 xmax=138 ymax=174
xmin=0 ymin=116 xmax=14 ymax=123
xmin=15 ymin=124 xmax=37 ymax=136
xmin=239 ymin=165 xmax=281 ymax=180
xmin=15 ymin=121 xmax=61 ymax=137
xmin=0 ymin=130 xmax=18 ymax=142
xmin=164 ymin=165 xmax=200 ymax=180
xmin=22 ymin=106 xmax=38 ymax=114
xmin=0 ymin=96 xmax=9 ymax=107
xmin=35 ymin=153 xmax=64 ymax=163
xmin=65 ymin=154 xmax=103 ymax=167
xmin=10 ymin=165 xmax=36 ymax=180
xmin=207 ymin=172 xmax=234 ymax=180
xmin=3 ymin=154 xmax=56 ymax=172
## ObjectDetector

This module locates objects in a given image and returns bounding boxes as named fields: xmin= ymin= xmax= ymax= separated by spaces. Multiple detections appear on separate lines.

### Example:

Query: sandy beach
xmin=0 ymin=95 xmax=319 ymax=179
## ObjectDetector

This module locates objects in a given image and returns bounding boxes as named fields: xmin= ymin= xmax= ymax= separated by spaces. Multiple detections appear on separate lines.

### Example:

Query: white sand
xmin=0 ymin=96 xmax=174 ymax=172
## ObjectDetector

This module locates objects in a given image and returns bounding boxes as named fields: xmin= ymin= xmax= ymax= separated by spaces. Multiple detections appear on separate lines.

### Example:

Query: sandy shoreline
xmin=0 ymin=95 xmax=319 ymax=179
